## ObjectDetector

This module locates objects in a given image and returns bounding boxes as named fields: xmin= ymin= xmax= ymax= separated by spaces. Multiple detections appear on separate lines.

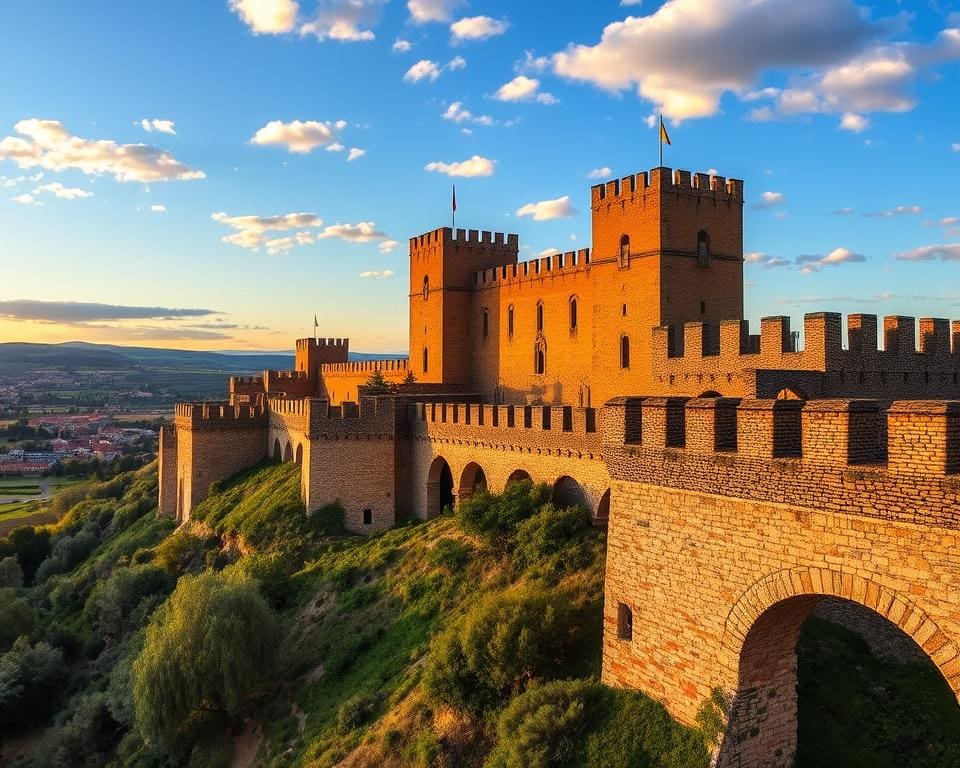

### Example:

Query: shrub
xmin=132 ymin=569 xmax=278 ymax=751
xmin=153 ymin=529 xmax=218 ymax=575
xmin=511 ymin=504 xmax=593 ymax=576
xmin=34 ymin=528 xmax=99 ymax=584
xmin=233 ymin=552 xmax=290 ymax=608
xmin=0 ymin=555 xmax=24 ymax=589
xmin=336 ymin=692 xmax=382 ymax=733
xmin=456 ymin=480 xmax=551 ymax=549
xmin=39 ymin=692 xmax=124 ymax=768
xmin=0 ymin=587 xmax=36 ymax=652
xmin=428 ymin=538 xmax=471 ymax=572
xmin=486 ymin=679 xmax=598 ymax=768
xmin=424 ymin=586 xmax=578 ymax=713
xmin=87 ymin=564 xmax=174 ymax=640
xmin=0 ymin=638 xmax=69 ymax=731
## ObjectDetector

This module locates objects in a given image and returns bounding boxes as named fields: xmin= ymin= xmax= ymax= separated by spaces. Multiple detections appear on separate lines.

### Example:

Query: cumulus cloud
xmin=587 ymin=167 xmax=612 ymax=179
xmin=839 ymin=112 xmax=870 ymax=132
xmin=140 ymin=118 xmax=176 ymax=135
xmin=551 ymin=0 xmax=959 ymax=121
xmin=34 ymin=182 xmax=92 ymax=200
xmin=424 ymin=155 xmax=495 ymax=177
xmin=392 ymin=38 xmax=412 ymax=52
xmin=318 ymin=222 xmax=387 ymax=242
xmin=230 ymin=0 xmax=299 ymax=34
xmin=442 ymin=102 xmax=493 ymax=125
xmin=250 ymin=119 xmax=347 ymax=153
xmin=797 ymin=246 xmax=866 ymax=272
xmin=150 ymin=204 xmax=166 ymax=212
xmin=0 ymin=119 xmax=204 ymax=183
xmin=404 ymin=59 xmax=442 ymax=82
xmin=745 ymin=252 xmax=791 ymax=268
xmin=408 ymin=0 xmax=465 ymax=23
xmin=754 ymin=191 xmax=784 ymax=208
xmin=516 ymin=50 xmax=550 ymax=74
xmin=379 ymin=239 xmax=399 ymax=253
xmin=0 ymin=299 xmax=217 ymax=323
xmin=11 ymin=193 xmax=37 ymax=205
xmin=450 ymin=16 xmax=508 ymax=41
xmin=863 ymin=204 xmax=923 ymax=218
xmin=516 ymin=195 xmax=577 ymax=221
xmin=300 ymin=0 xmax=385 ymax=41
xmin=494 ymin=75 xmax=557 ymax=104
xmin=347 ymin=147 xmax=366 ymax=161
xmin=212 ymin=211 xmax=389 ymax=253
xmin=360 ymin=269 xmax=395 ymax=278
xmin=894 ymin=243 xmax=960 ymax=262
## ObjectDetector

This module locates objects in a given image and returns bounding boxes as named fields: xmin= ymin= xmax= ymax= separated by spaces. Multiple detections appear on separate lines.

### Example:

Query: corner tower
xmin=409 ymin=227 xmax=518 ymax=386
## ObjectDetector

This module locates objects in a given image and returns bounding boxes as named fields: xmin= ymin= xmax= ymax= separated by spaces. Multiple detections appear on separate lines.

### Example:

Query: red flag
xmin=452 ymin=185 xmax=457 ymax=213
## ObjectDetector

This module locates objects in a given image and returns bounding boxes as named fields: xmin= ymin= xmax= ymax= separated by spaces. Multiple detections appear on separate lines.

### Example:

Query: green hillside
xmin=0 ymin=462 xmax=955 ymax=767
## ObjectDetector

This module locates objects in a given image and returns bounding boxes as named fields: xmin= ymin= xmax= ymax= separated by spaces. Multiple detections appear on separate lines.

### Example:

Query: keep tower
xmin=408 ymin=227 xmax=518 ymax=386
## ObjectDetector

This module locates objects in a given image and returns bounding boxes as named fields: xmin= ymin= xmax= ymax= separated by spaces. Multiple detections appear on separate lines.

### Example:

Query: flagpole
xmin=659 ymin=113 xmax=663 ymax=168
xmin=452 ymin=184 xmax=456 ymax=231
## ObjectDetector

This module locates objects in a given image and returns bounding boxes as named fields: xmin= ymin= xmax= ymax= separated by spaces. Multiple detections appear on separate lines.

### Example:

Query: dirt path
xmin=232 ymin=720 xmax=263 ymax=768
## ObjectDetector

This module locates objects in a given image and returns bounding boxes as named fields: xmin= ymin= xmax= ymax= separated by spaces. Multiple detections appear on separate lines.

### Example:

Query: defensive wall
xmin=652 ymin=312 xmax=960 ymax=399
xmin=317 ymin=358 xmax=410 ymax=405
xmin=599 ymin=395 xmax=960 ymax=767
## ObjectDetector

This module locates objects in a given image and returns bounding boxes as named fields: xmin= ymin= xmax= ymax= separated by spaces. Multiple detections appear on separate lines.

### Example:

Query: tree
xmin=0 ymin=526 xmax=51 ymax=585
xmin=0 ymin=587 xmax=36 ymax=652
xmin=402 ymin=369 xmax=417 ymax=385
xmin=132 ymin=569 xmax=278 ymax=751
xmin=0 ymin=638 xmax=68 ymax=731
xmin=87 ymin=564 xmax=174 ymax=641
xmin=0 ymin=556 xmax=24 ymax=589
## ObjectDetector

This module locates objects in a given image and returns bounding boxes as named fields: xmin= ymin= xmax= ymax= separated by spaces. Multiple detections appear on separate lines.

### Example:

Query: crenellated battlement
xmin=591 ymin=167 xmax=744 ymax=207
xmin=472 ymin=248 xmax=591 ymax=288
xmin=409 ymin=227 xmax=519 ymax=254
xmin=320 ymin=358 xmax=410 ymax=374
xmin=296 ymin=337 xmax=349 ymax=351
xmin=174 ymin=401 xmax=267 ymax=429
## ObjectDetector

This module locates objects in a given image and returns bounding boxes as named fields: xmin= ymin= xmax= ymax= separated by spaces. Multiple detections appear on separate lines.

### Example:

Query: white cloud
xmin=745 ymin=252 xmax=790 ymax=268
xmin=425 ymin=155 xmax=495 ymax=177
xmin=139 ymin=118 xmax=176 ymax=135
xmin=754 ymin=191 xmax=784 ymax=208
xmin=516 ymin=195 xmax=577 ymax=221
xmin=360 ymin=269 xmax=395 ymax=278
xmin=34 ymin=182 xmax=92 ymax=199
xmin=250 ymin=119 xmax=346 ymax=153
xmin=587 ymin=166 xmax=611 ymax=179
xmin=620 ymin=0 xmax=643 ymax=5
xmin=347 ymin=147 xmax=365 ymax=161
xmin=404 ymin=59 xmax=442 ymax=82
xmin=319 ymin=222 xmax=388 ymax=242
xmin=494 ymin=75 xmax=557 ymax=104
xmin=442 ymin=101 xmax=493 ymax=125
xmin=830 ymin=206 xmax=856 ymax=215
xmin=516 ymin=50 xmax=549 ymax=73
xmin=863 ymin=204 xmax=923 ymax=218
xmin=392 ymin=38 xmax=412 ymax=52
xmin=0 ymin=119 xmax=204 ymax=183
xmin=212 ymin=211 xmax=324 ymax=250
xmin=797 ymin=246 xmax=866 ymax=272
xmin=11 ymin=193 xmax=37 ymax=205
xmin=894 ymin=243 xmax=960 ymax=262
xmin=230 ymin=0 xmax=299 ymax=34
xmin=839 ymin=112 xmax=870 ymax=132
xmin=299 ymin=0 xmax=385 ymax=41
xmin=450 ymin=16 xmax=508 ymax=42
xmin=327 ymin=142 xmax=345 ymax=152
xmin=379 ymin=239 xmax=399 ymax=253
xmin=150 ymin=204 xmax=166 ymax=213
xmin=448 ymin=55 xmax=467 ymax=70
xmin=408 ymin=0 xmax=465 ymax=23
xmin=551 ymin=0 xmax=960 ymax=122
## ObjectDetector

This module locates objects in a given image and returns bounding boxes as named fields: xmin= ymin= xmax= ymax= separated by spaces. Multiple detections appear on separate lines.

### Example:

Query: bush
xmin=0 ymin=638 xmax=69 ymax=731
xmin=0 ymin=587 xmax=36 ymax=652
xmin=0 ymin=555 xmax=23 ymax=589
xmin=39 ymin=692 xmax=124 ymax=768
xmin=336 ymin=692 xmax=382 ymax=733
xmin=424 ymin=586 xmax=578 ymax=713
xmin=428 ymin=538 xmax=471 ymax=572
xmin=34 ymin=528 xmax=99 ymax=584
xmin=233 ymin=552 xmax=290 ymax=608
xmin=511 ymin=505 xmax=593 ymax=576
xmin=153 ymin=529 xmax=218 ymax=575
xmin=456 ymin=480 xmax=551 ymax=549
xmin=87 ymin=564 xmax=174 ymax=640
xmin=487 ymin=679 xmax=598 ymax=768
xmin=132 ymin=569 xmax=278 ymax=751
xmin=0 ymin=526 xmax=51 ymax=584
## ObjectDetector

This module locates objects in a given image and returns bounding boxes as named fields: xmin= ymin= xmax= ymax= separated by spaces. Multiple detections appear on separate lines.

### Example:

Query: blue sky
xmin=0 ymin=0 xmax=958 ymax=352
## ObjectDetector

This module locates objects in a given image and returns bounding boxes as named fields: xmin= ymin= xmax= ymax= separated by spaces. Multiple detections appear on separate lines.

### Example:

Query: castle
xmin=160 ymin=166 xmax=960 ymax=767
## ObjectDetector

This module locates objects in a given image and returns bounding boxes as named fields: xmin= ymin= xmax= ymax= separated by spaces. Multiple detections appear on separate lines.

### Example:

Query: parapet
xmin=320 ymin=358 xmax=411 ymax=375
xmin=296 ymin=337 xmax=349 ymax=352
xmin=174 ymin=401 xmax=268 ymax=430
xmin=591 ymin=167 xmax=744 ymax=207
xmin=473 ymin=248 xmax=592 ymax=288
xmin=409 ymin=227 xmax=519 ymax=254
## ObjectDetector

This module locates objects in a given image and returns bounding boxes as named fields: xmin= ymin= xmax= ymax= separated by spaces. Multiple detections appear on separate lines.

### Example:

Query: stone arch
xmin=506 ymin=469 xmax=532 ymax=488
xmin=717 ymin=567 xmax=960 ymax=767
xmin=458 ymin=462 xmax=487 ymax=503
xmin=283 ymin=441 xmax=293 ymax=462
xmin=273 ymin=438 xmax=283 ymax=461
xmin=595 ymin=488 xmax=610 ymax=524
xmin=552 ymin=475 xmax=588 ymax=510
xmin=698 ymin=389 xmax=722 ymax=398
xmin=426 ymin=456 xmax=454 ymax=518
xmin=295 ymin=444 xmax=303 ymax=465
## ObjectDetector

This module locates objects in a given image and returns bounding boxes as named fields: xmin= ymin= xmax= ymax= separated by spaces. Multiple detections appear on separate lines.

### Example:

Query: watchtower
xmin=408 ymin=227 xmax=518 ymax=386
xmin=294 ymin=337 xmax=349 ymax=388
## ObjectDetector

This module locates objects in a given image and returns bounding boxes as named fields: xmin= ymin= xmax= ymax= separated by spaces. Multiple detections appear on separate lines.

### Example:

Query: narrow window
xmin=617 ymin=603 xmax=633 ymax=640
xmin=534 ymin=341 xmax=546 ymax=375
xmin=619 ymin=234 xmax=630 ymax=268
xmin=622 ymin=303 xmax=627 ymax=317
xmin=621 ymin=335 xmax=630 ymax=369
xmin=569 ymin=296 xmax=578 ymax=331
xmin=697 ymin=230 xmax=710 ymax=268
xmin=363 ymin=508 xmax=373 ymax=526
xmin=422 ymin=275 xmax=429 ymax=300
xmin=422 ymin=347 xmax=428 ymax=374
xmin=482 ymin=307 xmax=489 ymax=339
xmin=508 ymin=305 xmax=515 ymax=338
xmin=536 ymin=301 xmax=544 ymax=333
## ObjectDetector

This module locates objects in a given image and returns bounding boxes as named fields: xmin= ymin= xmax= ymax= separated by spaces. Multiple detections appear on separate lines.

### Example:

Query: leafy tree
xmin=0 ymin=526 xmax=51 ymax=584
xmin=132 ymin=569 xmax=278 ymax=751
xmin=0 ymin=555 xmax=24 ymax=589
xmin=456 ymin=480 xmax=552 ymax=550
xmin=424 ymin=586 xmax=578 ymax=713
xmin=0 ymin=587 xmax=36 ymax=652
xmin=87 ymin=564 xmax=174 ymax=641
xmin=0 ymin=638 xmax=68 ymax=731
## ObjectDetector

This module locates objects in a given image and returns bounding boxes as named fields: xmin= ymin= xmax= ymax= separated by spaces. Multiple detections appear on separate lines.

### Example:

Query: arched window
xmin=619 ymin=234 xmax=631 ymax=268
xmin=617 ymin=603 xmax=633 ymax=640
xmin=482 ymin=307 xmax=489 ymax=340
xmin=422 ymin=275 xmax=429 ymax=300
xmin=422 ymin=346 xmax=429 ymax=374
xmin=620 ymin=335 xmax=630 ymax=369
xmin=536 ymin=301 xmax=544 ymax=333
xmin=507 ymin=305 xmax=514 ymax=338
xmin=533 ymin=339 xmax=546 ymax=375
xmin=569 ymin=296 xmax=578 ymax=332
xmin=697 ymin=230 xmax=710 ymax=268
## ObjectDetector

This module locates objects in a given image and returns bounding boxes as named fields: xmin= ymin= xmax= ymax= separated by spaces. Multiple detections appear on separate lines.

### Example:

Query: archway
xmin=426 ymin=456 xmax=455 ymax=518
xmin=458 ymin=462 xmax=487 ymax=503
xmin=595 ymin=489 xmax=610 ymax=525
xmin=295 ymin=444 xmax=303 ymax=465
xmin=718 ymin=570 xmax=960 ymax=767
xmin=273 ymin=438 xmax=282 ymax=461
xmin=698 ymin=390 xmax=722 ymax=398
xmin=552 ymin=475 xmax=587 ymax=510
xmin=283 ymin=441 xmax=293 ymax=462
xmin=506 ymin=469 xmax=532 ymax=488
